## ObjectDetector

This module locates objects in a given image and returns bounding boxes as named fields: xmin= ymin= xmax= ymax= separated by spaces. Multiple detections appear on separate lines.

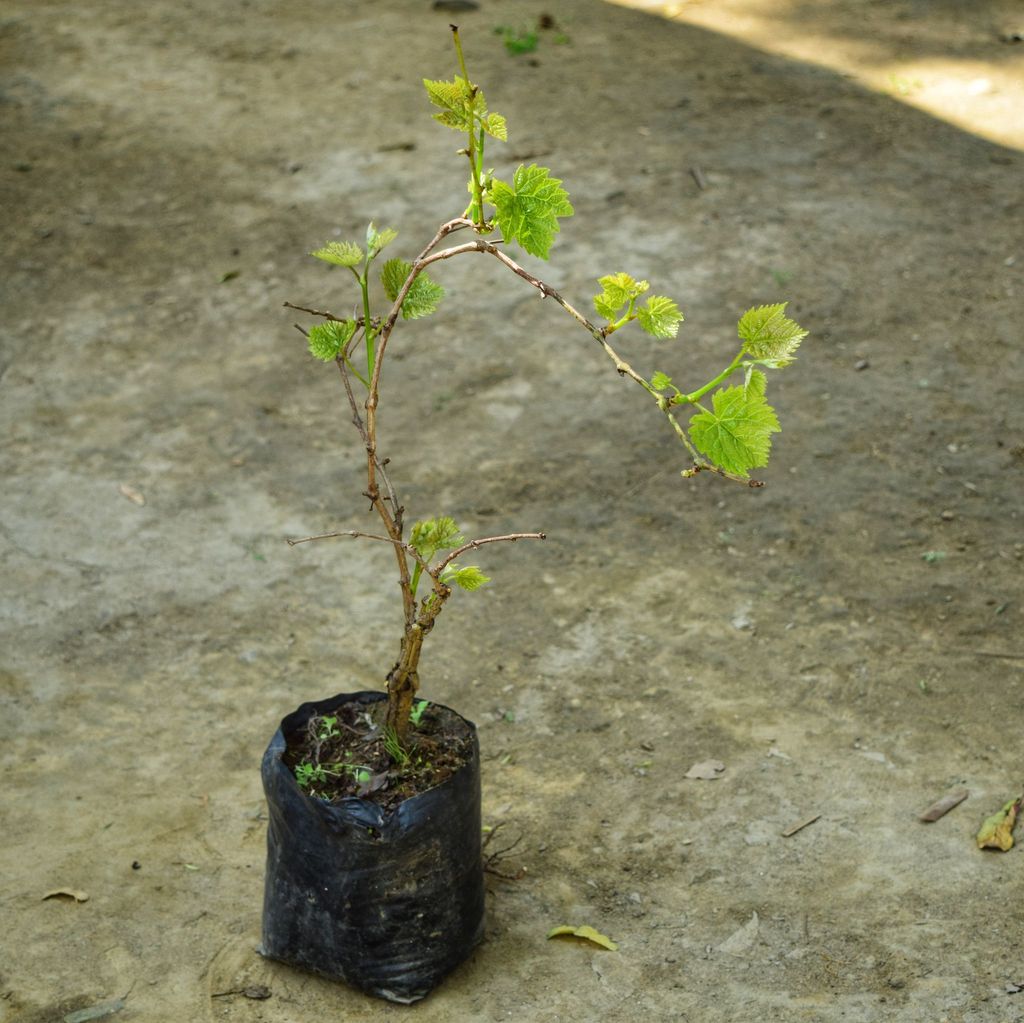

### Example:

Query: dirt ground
xmin=2 ymin=1 xmax=1023 ymax=1020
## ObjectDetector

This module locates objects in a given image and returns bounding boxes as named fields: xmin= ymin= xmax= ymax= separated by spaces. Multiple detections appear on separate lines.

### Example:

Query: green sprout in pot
xmin=285 ymin=25 xmax=806 ymax=760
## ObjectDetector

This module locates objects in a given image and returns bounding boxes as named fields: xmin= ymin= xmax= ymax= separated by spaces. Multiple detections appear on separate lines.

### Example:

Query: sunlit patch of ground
xmin=611 ymin=0 xmax=1024 ymax=149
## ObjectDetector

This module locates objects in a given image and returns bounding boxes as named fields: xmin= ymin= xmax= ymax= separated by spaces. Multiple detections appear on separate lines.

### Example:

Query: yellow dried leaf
xmin=976 ymin=795 xmax=1022 ymax=851
xmin=42 ymin=888 xmax=89 ymax=903
xmin=547 ymin=924 xmax=618 ymax=951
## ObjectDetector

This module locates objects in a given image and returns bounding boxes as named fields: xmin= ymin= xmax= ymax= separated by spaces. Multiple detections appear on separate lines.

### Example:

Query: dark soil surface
xmin=282 ymin=698 xmax=474 ymax=808
xmin=2 ymin=1 xmax=1023 ymax=1022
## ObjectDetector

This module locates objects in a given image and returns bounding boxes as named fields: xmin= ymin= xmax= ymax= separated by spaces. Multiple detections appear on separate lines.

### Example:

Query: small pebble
xmin=854 ymin=358 xmax=870 ymax=371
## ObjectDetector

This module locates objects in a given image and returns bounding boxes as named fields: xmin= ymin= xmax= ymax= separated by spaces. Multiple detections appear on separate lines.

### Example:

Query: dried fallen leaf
xmin=547 ymin=925 xmax=618 ymax=951
xmin=976 ymin=795 xmax=1022 ymax=851
xmin=117 ymin=483 xmax=145 ymax=506
xmin=919 ymin=787 xmax=968 ymax=823
xmin=42 ymin=888 xmax=89 ymax=903
xmin=685 ymin=759 xmax=726 ymax=780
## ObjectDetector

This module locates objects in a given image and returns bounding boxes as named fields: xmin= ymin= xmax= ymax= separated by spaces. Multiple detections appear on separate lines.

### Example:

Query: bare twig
xmin=284 ymin=302 xmax=379 ymax=331
xmin=781 ymin=813 xmax=821 ymax=838
xmin=287 ymin=529 xmax=409 ymax=548
xmin=433 ymin=532 xmax=547 ymax=576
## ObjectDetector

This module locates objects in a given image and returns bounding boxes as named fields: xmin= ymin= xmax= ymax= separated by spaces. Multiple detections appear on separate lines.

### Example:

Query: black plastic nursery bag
xmin=259 ymin=691 xmax=485 ymax=1004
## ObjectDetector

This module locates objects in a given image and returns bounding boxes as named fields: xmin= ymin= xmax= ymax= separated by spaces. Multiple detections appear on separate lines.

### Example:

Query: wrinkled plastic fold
xmin=260 ymin=691 xmax=485 ymax=1003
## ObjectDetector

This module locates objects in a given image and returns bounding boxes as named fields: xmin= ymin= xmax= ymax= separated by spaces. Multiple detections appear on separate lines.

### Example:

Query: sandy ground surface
xmin=2 ymin=1 xmax=1023 ymax=1020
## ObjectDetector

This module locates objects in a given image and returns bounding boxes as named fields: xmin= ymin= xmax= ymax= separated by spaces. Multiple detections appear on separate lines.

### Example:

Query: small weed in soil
xmin=284 ymin=700 xmax=472 ymax=811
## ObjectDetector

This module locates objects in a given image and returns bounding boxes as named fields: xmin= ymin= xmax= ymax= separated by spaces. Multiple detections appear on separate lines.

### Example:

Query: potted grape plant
xmin=259 ymin=27 xmax=806 ymax=1004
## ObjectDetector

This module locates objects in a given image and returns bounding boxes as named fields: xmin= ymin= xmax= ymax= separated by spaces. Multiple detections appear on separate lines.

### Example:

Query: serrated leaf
xmin=307 ymin=319 xmax=357 ymax=361
xmin=688 ymin=384 xmax=781 ymax=477
xmin=593 ymin=272 xmax=649 ymax=320
xmin=423 ymin=76 xmax=479 ymax=133
xmin=381 ymin=258 xmax=445 ymax=320
xmin=744 ymin=368 xmax=767 ymax=397
xmin=482 ymin=112 xmax=508 ymax=141
xmin=637 ymin=295 xmax=683 ymax=339
xmin=489 ymin=164 xmax=573 ymax=260
xmin=738 ymin=303 xmax=807 ymax=361
xmin=410 ymin=516 xmax=464 ymax=560
xmin=311 ymin=241 xmax=364 ymax=267
xmin=651 ymin=371 xmax=673 ymax=391
xmin=441 ymin=564 xmax=490 ymax=591
xmin=547 ymin=925 xmax=619 ymax=951
xmin=366 ymin=224 xmax=398 ymax=258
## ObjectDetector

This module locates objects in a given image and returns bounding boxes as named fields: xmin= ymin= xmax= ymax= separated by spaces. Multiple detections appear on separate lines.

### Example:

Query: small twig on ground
xmin=483 ymin=822 xmax=527 ymax=881
xmin=781 ymin=813 xmax=821 ymax=838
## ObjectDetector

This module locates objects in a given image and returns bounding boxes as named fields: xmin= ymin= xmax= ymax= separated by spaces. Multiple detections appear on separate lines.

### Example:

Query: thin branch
xmin=334 ymin=357 xmax=416 ymax=624
xmin=433 ymin=532 xmax=547 ymax=576
xmin=284 ymin=302 xmax=378 ymax=330
xmin=287 ymin=529 xmax=406 ymax=548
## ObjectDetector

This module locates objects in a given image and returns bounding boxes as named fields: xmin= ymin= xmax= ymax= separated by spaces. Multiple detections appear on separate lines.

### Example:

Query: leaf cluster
xmin=593 ymin=272 xmax=683 ymax=339
xmin=423 ymin=76 xmax=507 ymax=141
xmin=410 ymin=517 xmax=490 ymax=594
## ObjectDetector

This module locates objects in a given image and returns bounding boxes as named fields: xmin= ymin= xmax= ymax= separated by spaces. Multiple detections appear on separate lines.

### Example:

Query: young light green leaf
xmin=482 ymin=112 xmax=508 ymax=141
xmin=592 ymin=272 xmax=649 ymax=321
xmin=311 ymin=241 xmax=364 ymax=267
xmin=688 ymin=384 xmax=781 ymax=477
xmin=637 ymin=295 xmax=683 ymax=339
xmin=307 ymin=319 xmax=357 ymax=361
xmin=423 ymin=76 xmax=478 ymax=132
xmin=744 ymin=368 xmax=768 ymax=397
xmin=410 ymin=516 xmax=464 ymax=560
xmin=440 ymin=564 xmax=490 ymax=591
xmin=366 ymin=224 xmax=398 ymax=258
xmin=489 ymin=164 xmax=573 ymax=260
xmin=381 ymin=258 xmax=445 ymax=320
xmin=651 ymin=371 xmax=674 ymax=391
xmin=738 ymin=303 xmax=807 ymax=362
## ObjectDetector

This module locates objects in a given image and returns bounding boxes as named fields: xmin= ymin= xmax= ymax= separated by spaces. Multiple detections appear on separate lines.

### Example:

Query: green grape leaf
xmin=483 ymin=112 xmax=508 ymax=141
xmin=441 ymin=564 xmax=490 ymax=592
xmin=366 ymin=224 xmax=398 ymax=258
xmin=651 ymin=371 xmax=674 ymax=391
xmin=410 ymin=517 xmax=464 ymax=560
xmin=738 ymin=303 xmax=807 ymax=362
xmin=489 ymin=164 xmax=574 ymax=260
xmin=688 ymin=385 xmax=781 ymax=477
xmin=637 ymin=295 xmax=683 ymax=339
xmin=423 ymin=76 xmax=479 ymax=133
xmin=592 ymin=272 xmax=649 ymax=321
xmin=307 ymin=319 xmax=357 ymax=361
xmin=381 ymin=258 xmax=446 ymax=320
xmin=744 ymin=368 xmax=768 ymax=397
xmin=311 ymin=241 xmax=364 ymax=267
